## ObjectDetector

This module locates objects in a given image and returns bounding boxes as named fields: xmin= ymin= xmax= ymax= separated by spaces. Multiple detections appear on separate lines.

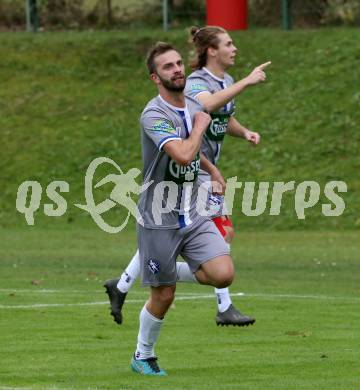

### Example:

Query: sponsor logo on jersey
xmin=209 ymin=194 xmax=223 ymax=206
xmin=190 ymin=83 xmax=209 ymax=92
xmin=206 ymin=113 xmax=232 ymax=141
xmin=152 ymin=120 xmax=177 ymax=135
xmin=165 ymin=153 xmax=200 ymax=184
xmin=148 ymin=258 xmax=161 ymax=274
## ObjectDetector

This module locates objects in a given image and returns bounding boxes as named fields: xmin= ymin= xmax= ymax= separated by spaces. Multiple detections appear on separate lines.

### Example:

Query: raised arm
xmin=196 ymin=62 xmax=271 ymax=113
xmin=163 ymin=112 xmax=211 ymax=166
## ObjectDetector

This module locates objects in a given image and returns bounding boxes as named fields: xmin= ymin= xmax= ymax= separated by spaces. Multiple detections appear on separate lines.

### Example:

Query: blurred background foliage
xmin=0 ymin=0 xmax=359 ymax=30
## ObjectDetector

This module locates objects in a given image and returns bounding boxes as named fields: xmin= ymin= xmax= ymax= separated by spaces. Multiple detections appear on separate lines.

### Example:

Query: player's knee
xmin=214 ymin=273 xmax=234 ymax=288
xmin=212 ymin=265 xmax=234 ymax=288
xmin=156 ymin=287 xmax=175 ymax=307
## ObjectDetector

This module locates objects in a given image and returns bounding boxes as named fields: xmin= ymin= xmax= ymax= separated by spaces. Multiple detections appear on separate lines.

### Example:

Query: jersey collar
xmin=203 ymin=67 xmax=225 ymax=82
xmin=158 ymin=94 xmax=186 ymax=111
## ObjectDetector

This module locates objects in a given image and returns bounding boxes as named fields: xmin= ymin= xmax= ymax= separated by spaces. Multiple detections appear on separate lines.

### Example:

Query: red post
xmin=206 ymin=0 xmax=248 ymax=31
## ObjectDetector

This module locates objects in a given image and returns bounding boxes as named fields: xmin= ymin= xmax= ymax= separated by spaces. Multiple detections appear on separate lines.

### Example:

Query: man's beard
xmin=158 ymin=74 xmax=185 ymax=92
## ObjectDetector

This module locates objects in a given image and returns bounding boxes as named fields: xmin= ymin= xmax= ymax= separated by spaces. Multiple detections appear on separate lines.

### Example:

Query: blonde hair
xmin=189 ymin=25 xmax=227 ymax=70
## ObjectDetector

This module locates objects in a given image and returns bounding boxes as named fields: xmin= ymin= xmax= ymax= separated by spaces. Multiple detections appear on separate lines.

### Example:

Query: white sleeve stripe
xmin=193 ymin=91 xmax=211 ymax=98
xmin=159 ymin=136 xmax=181 ymax=150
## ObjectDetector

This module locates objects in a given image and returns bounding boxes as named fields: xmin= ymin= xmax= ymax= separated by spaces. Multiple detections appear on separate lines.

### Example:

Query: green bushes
xmin=249 ymin=0 xmax=360 ymax=27
xmin=0 ymin=0 xmax=25 ymax=29
xmin=1 ymin=0 xmax=360 ymax=30
xmin=322 ymin=0 xmax=360 ymax=25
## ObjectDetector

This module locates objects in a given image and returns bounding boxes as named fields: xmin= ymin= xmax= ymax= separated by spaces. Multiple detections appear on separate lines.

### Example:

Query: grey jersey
xmin=185 ymin=68 xmax=236 ymax=217
xmin=138 ymin=94 xmax=205 ymax=229
xmin=185 ymin=67 xmax=235 ymax=170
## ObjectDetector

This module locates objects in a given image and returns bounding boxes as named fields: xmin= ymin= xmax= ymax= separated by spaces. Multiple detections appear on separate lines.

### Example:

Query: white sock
xmin=176 ymin=262 xmax=198 ymax=283
xmin=135 ymin=306 xmax=163 ymax=360
xmin=117 ymin=250 xmax=140 ymax=293
xmin=215 ymin=287 xmax=232 ymax=313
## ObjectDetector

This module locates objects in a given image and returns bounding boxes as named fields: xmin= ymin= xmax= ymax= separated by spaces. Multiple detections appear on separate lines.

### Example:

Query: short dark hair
xmin=146 ymin=41 xmax=176 ymax=74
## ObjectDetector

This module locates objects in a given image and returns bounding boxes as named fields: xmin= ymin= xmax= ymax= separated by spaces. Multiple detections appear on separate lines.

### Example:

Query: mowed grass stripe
xmin=1 ymin=292 xmax=360 ymax=309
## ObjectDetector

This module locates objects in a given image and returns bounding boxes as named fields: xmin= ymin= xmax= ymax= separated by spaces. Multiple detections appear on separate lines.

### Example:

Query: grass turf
xmin=0 ymin=228 xmax=359 ymax=389
xmin=0 ymin=26 xmax=359 ymax=389
xmin=1 ymin=28 xmax=359 ymax=230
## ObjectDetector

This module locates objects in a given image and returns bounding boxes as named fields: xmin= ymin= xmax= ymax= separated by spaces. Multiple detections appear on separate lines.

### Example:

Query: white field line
xmin=0 ymin=388 xmax=32 ymax=390
xmin=0 ymin=387 xmax=133 ymax=390
xmin=0 ymin=387 xmax=33 ymax=390
xmin=0 ymin=388 xmax=111 ymax=390
xmin=0 ymin=294 xmax=216 ymax=309
xmin=0 ymin=288 xmax=117 ymax=294
xmin=0 ymin=289 xmax=203 ymax=295
xmin=0 ymin=292 xmax=359 ymax=309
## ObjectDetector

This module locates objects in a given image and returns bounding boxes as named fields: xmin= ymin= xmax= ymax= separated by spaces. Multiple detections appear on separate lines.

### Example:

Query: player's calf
xmin=148 ymin=285 xmax=176 ymax=319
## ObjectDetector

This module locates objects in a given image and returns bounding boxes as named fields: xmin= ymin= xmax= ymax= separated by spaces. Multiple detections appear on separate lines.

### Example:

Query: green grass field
xmin=0 ymin=228 xmax=359 ymax=389
xmin=1 ymin=28 xmax=359 ymax=230
xmin=0 ymin=27 xmax=359 ymax=390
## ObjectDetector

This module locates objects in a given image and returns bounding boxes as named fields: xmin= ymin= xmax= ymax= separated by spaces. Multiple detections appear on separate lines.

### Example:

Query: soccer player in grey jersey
xmin=137 ymin=93 xmax=206 ymax=229
xmin=183 ymin=25 xmax=270 ymax=325
xmin=104 ymin=27 xmax=270 ymax=329
xmin=129 ymin=42 xmax=234 ymax=376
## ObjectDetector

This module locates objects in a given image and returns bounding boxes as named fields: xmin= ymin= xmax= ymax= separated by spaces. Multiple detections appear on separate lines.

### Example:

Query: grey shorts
xmin=137 ymin=218 xmax=230 ymax=287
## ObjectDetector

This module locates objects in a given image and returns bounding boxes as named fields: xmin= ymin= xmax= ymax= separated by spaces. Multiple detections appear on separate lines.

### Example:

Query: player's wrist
xmin=243 ymin=129 xmax=251 ymax=139
xmin=192 ymin=124 xmax=208 ymax=136
xmin=238 ymin=77 xmax=251 ymax=89
xmin=207 ymin=164 xmax=220 ymax=176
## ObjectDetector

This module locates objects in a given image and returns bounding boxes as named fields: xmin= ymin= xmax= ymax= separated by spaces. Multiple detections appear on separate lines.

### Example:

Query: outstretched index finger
xmin=258 ymin=61 xmax=271 ymax=70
